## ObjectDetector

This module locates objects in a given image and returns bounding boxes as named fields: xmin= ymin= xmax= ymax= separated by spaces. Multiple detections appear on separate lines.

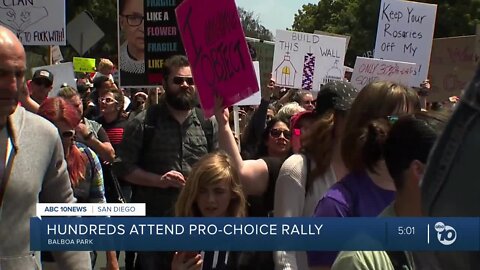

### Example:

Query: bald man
xmin=0 ymin=27 xmax=91 ymax=269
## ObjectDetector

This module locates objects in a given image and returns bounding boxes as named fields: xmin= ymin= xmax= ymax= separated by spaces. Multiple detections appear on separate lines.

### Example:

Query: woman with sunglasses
xmin=37 ymin=98 xmax=119 ymax=270
xmin=97 ymin=88 xmax=128 ymax=153
xmin=256 ymin=117 xmax=292 ymax=160
xmin=96 ymin=88 xmax=131 ymax=204
xmin=214 ymin=99 xmax=293 ymax=269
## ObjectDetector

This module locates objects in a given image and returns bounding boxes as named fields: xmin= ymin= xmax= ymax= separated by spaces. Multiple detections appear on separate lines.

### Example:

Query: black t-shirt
xmin=242 ymin=157 xmax=283 ymax=270
xmin=247 ymin=157 xmax=284 ymax=217
xmin=97 ymin=116 xmax=130 ymax=194
xmin=96 ymin=116 xmax=128 ymax=152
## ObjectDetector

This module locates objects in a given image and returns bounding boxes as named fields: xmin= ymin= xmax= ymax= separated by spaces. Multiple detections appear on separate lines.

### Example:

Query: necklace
xmin=120 ymin=42 xmax=145 ymax=74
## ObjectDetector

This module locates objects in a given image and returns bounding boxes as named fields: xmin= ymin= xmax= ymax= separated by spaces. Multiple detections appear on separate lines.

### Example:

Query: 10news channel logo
xmin=432 ymin=222 xmax=457 ymax=246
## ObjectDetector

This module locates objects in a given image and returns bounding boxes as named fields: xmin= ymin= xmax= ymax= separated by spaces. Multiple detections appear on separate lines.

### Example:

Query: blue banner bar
xmin=30 ymin=217 xmax=480 ymax=251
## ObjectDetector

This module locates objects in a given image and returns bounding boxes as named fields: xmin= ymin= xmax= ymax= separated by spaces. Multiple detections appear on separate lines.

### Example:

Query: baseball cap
xmin=315 ymin=81 xmax=358 ymax=116
xmin=290 ymin=110 xmax=315 ymax=130
xmin=32 ymin=69 xmax=54 ymax=86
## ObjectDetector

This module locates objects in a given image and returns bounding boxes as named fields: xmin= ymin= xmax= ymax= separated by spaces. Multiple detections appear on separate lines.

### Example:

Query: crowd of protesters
xmin=0 ymin=23 xmax=472 ymax=270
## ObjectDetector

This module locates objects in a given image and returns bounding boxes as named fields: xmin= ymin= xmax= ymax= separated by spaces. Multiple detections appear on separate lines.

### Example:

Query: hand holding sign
xmin=175 ymin=0 xmax=258 ymax=117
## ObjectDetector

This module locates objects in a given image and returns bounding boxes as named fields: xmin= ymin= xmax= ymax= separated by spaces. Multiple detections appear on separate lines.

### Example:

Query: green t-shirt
xmin=332 ymin=250 xmax=414 ymax=270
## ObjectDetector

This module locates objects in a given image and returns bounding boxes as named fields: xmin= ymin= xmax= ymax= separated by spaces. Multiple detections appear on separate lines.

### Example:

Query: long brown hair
xmin=175 ymin=152 xmax=246 ymax=217
xmin=342 ymin=81 xmax=421 ymax=173
xmin=301 ymin=110 xmax=337 ymax=179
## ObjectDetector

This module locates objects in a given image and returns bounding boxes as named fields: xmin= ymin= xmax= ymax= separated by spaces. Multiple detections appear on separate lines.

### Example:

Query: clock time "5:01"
xmin=397 ymin=226 xmax=415 ymax=235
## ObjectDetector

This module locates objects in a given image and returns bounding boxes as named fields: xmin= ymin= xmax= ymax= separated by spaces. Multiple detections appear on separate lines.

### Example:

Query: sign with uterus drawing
xmin=272 ymin=30 xmax=346 ymax=91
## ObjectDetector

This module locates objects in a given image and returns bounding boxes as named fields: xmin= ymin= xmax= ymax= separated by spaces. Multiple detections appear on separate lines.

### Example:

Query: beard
xmin=165 ymin=87 xmax=196 ymax=111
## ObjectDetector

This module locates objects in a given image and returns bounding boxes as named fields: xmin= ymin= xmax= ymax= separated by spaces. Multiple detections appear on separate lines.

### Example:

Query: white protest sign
xmin=32 ymin=62 xmax=76 ymax=97
xmin=272 ymin=30 xmax=346 ymax=91
xmin=351 ymin=57 xmax=417 ymax=91
xmin=51 ymin=45 xmax=63 ymax=64
xmin=235 ymin=61 xmax=261 ymax=106
xmin=314 ymin=30 xmax=351 ymax=51
xmin=374 ymin=0 xmax=437 ymax=87
xmin=0 ymin=0 xmax=65 ymax=45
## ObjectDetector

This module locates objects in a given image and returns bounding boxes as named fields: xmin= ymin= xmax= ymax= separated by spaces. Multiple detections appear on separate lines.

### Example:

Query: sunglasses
xmin=98 ymin=97 xmax=118 ymax=104
xmin=60 ymin=130 xmax=75 ymax=139
xmin=270 ymin=128 xmax=291 ymax=140
xmin=173 ymin=76 xmax=195 ymax=85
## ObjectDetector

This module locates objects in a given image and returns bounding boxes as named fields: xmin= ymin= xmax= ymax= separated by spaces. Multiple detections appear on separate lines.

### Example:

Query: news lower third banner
xmin=31 ymin=217 xmax=480 ymax=251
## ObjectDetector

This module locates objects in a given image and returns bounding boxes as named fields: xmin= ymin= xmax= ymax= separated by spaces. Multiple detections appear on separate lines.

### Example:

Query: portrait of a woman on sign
xmin=118 ymin=0 xmax=148 ymax=87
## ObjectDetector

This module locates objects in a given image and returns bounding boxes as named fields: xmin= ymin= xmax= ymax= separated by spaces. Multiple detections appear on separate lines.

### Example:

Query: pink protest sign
xmin=175 ymin=0 xmax=258 ymax=117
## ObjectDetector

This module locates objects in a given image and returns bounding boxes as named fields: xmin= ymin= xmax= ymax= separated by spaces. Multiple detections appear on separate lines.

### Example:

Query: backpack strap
xmin=194 ymin=107 xmax=214 ymax=152
xmin=141 ymin=104 xmax=163 ymax=154
xmin=82 ymin=144 xmax=96 ymax=180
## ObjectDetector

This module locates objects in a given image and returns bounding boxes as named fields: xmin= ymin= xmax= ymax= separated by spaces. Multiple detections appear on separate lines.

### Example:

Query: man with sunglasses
xmin=114 ymin=55 xmax=217 ymax=270
xmin=0 ymin=26 xmax=91 ymax=269
xmin=29 ymin=68 xmax=54 ymax=104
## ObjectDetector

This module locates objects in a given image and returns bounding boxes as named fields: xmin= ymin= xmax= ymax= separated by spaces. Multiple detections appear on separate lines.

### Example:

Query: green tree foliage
xmin=25 ymin=0 xmax=118 ymax=68
xmin=64 ymin=0 xmax=118 ymax=61
xmin=238 ymin=7 xmax=274 ymax=41
xmin=292 ymin=0 xmax=480 ymax=66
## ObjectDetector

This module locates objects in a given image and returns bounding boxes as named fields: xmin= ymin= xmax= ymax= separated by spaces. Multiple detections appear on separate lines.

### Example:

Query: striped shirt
xmin=97 ymin=116 xmax=128 ymax=150
xmin=74 ymin=142 xmax=106 ymax=203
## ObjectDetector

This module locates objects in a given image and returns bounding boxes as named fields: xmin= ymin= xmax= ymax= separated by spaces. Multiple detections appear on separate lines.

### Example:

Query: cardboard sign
xmin=235 ymin=61 xmax=261 ymax=106
xmin=31 ymin=62 xmax=76 ymax=97
xmin=374 ymin=0 xmax=437 ymax=87
xmin=272 ymin=30 xmax=346 ymax=91
xmin=0 ymin=0 xmax=66 ymax=45
xmin=176 ymin=0 xmax=258 ymax=117
xmin=428 ymin=36 xmax=476 ymax=102
xmin=351 ymin=57 xmax=416 ymax=91
xmin=73 ymin=57 xmax=96 ymax=73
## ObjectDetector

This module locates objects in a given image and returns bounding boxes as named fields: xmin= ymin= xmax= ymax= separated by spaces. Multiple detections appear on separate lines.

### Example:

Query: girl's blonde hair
xmin=175 ymin=152 xmax=246 ymax=217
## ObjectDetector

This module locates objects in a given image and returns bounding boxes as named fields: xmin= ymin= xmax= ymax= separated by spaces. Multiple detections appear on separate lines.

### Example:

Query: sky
xmin=235 ymin=0 xmax=317 ymax=35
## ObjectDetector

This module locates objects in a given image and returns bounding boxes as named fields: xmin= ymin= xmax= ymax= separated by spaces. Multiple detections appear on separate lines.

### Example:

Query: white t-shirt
xmin=273 ymin=154 xmax=337 ymax=270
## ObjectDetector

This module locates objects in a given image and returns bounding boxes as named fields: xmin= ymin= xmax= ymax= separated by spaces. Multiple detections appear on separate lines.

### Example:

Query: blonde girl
xmin=172 ymin=152 xmax=247 ymax=270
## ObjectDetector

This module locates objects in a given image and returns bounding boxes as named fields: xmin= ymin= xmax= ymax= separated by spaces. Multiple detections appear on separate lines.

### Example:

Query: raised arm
xmin=214 ymin=97 xmax=269 ymax=196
